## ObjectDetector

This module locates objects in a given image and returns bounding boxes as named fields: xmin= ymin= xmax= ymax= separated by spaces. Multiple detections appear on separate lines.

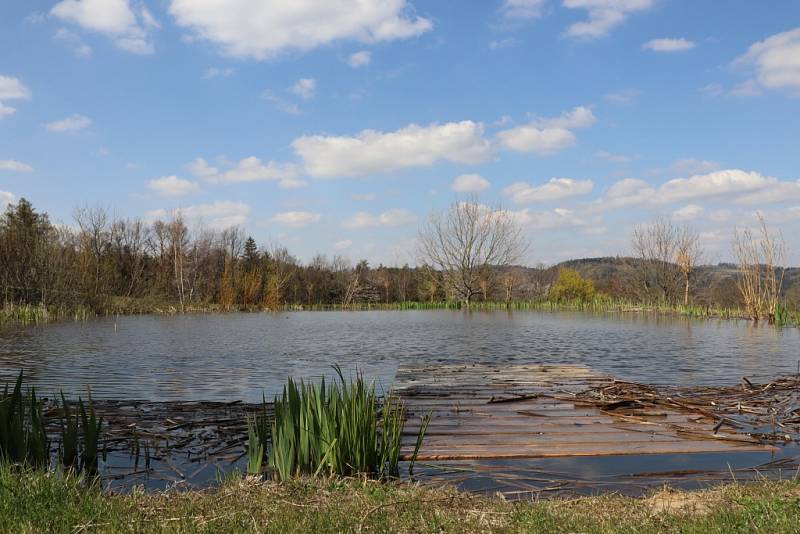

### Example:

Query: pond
xmin=1 ymin=310 xmax=798 ymax=402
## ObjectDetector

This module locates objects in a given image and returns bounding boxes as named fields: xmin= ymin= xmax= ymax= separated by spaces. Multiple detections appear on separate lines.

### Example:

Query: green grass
xmin=266 ymin=368 xmax=429 ymax=481
xmin=0 ymin=465 xmax=799 ymax=533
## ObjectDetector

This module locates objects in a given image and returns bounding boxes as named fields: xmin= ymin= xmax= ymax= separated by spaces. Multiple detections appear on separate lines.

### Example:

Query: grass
xmin=0 ymin=466 xmax=799 ymax=533
xmin=265 ymin=368 xmax=429 ymax=481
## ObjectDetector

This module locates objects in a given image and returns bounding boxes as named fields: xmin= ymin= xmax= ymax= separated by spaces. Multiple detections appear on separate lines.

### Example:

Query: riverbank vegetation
xmin=2 ymin=198 xmax=797 ymax=326
xmin=1 ymin=466 xmax=798 ymax=533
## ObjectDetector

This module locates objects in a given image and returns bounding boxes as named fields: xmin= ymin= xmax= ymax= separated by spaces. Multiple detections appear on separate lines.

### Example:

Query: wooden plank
xmin=394 ymin=363 xmax=774 ymax=461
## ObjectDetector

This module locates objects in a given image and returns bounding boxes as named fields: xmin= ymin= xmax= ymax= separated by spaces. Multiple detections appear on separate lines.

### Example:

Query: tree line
xmin=1 ymin=198 xmax=795 ymax=319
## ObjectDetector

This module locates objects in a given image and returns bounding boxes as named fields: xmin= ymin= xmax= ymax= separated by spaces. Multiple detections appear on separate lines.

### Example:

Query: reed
xmin=78 ymin=391 xmax=103 ymax=474
xmin=267 ymin=368 xmax=429 ymax=481
xmin=0 ymin=372 xmax=49 ymax=467
xmin=59 ymin=393 xmax=79 ymax=470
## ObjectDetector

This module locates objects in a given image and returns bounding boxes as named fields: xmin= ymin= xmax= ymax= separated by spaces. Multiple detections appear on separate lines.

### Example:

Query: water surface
xmin=1 ymin=310 xmax=798 ymax=401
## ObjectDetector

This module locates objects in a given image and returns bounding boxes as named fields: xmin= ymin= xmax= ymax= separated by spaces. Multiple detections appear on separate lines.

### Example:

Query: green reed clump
xmin=267 ymin=367 xmax=429 ymax=481
xmin=0 ymin=372 xmax=49 ymax=467
xmin=78 ymin=392 xmax=102 ymax=473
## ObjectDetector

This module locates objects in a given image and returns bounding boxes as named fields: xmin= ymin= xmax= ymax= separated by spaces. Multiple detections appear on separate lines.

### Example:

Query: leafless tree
xmin=675 ymin=226 xmax=703 ymax=306
xmin=733 ymin=215 xmax=786 ymax=322
xmin=417 ymin=199 xmax=528 ymax=307
xmin=630 ymin=216 xmax=684 ymax=303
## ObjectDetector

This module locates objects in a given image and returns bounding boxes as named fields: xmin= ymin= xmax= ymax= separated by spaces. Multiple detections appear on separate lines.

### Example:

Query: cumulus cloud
xmin=734 ymin=27 xmax=800 ymax=94
xmin=51 ymin=0 xmax=157 ymax=54
xmin=672 ymin=204 xmax=704 ymax=221
xmin=147 ymin=175 xmax=200 ymax=197
xmin=657 ymin=169 xmax=771 ymax=204
xmin=347 ymin=51 xmax=371 ymax=68
xmin=294 ymin=121 xmax=491 ymax=178
xmin=342 ymin=208 xmax=417 ymax=229
xmin=0 ymin=75 xmax=31 ymax=119
xmin=46 ymin=114 xmax=92 ymax=132
xmin=495 ymin=106 xmax=595 ymax=155
xmin=169 ymin=0 xmax=432 ymax=60
xmin=0 ymin=190 xmax=15 ymax=208
xmin=563 ymin=0 xmax=654 ymax=39
xmin=500 ymin=0 xmax=547 ymax=20
xmin=147 ymin=201 xmax=251 ymax=228
xmin=0 ymin=160 xmax=34 ymax=173
xmin=291 ymin=78 xmax=316 ymax=100
xmin=333 ymin=239 xmax=353 ymax=250
xmin=504 ymin=178 xmax=593 ymax=204
xmin=271 ymin=211 xmax=321 ymax=227
xmin=189 ymin=156 xmax=300 ymax=186
xmin=495 ymin=126 xmax=575 ymax=155
xmin=451 ymin=173 xmax=490 ymax=192
xmin=669 ymin=158 xmax=719 ymax=176
xmin=642 ymin=38 xmax=695 ymax=52
xmin=600 ymin=178 xmax=656 ymax=208
xmin=601 ymin=169 xmax=794 ymax=208
xmin=508 ymin=207 xmax=594 ymax=231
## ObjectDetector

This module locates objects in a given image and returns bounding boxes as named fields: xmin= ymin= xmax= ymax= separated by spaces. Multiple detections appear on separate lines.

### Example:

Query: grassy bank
xmin=1 ymin=467 xmax=798 ymax=533
xmin=4 ymin=297 xmax=799 ymax=329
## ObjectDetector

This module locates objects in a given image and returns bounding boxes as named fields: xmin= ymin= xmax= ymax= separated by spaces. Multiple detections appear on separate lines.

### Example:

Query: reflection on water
xmin=0 ymin=310 xmax=798 ymax=402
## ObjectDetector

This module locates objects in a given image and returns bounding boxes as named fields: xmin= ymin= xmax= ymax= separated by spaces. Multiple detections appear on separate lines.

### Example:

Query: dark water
xmin=0 ymin=310 xmax=798 ymax=402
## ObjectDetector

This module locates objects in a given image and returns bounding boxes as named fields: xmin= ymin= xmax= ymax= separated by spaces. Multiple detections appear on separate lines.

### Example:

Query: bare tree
xmin=733 ymin=215 xmax=786 ymax=323
xmin=417 ymin=199 xmax=528 ymax=307
xmin=675 ymin=226 xmax=703 ymax=306
xmin=630 ymin=216 xmax=683 ymax=304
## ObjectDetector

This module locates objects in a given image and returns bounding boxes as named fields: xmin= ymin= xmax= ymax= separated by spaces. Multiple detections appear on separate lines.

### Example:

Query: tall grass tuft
xmin=0 ymin=372 xmax=49 ymax=467
xmin=59 ymin=393 xmax=79 ymax=470
xmin=267 ymin=367 xmax=429 ymax=481
xmin=78 ymin=391 xmax=102 ymax=474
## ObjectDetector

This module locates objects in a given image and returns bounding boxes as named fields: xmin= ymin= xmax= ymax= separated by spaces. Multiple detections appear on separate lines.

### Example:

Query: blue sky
xmin=1 ymin=0 xmax=799 ymax=265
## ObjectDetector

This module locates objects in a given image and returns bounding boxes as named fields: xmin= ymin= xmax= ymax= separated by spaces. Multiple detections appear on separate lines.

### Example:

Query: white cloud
xmin=343 ymin=208 xmax=417 ymax=229
xmin=509 ymin=207 xmax=593 ymax=230
xmin=278 ymin=177 xmax=309 ymax=189
xmin=54 ymin=28 xmax=93 ymax=57
xmin=333 ymin=239 xmax=353 ymax=250
xmin=451 ymin=173 xmax=490 ymax=192
xmin=291 ymin=78 xmax=316 ymax=100
xmin=147 ymin=201 xmax=251 ymax=229
xmin=531 ymin=106 xmax=596 ymax=129
xmin=169 ymin=0 xmax=432 ymax=60
xmin=563 ymin=0 xmax=654 ymax=39
xmin=272 ymin=211 xmax=321 ymax=227
xmin=347 ymin=51 xmax=372 ymax=68
xmin=352 ymin=193 xmax=377 ymax=201
xmin=642 ymin=38 xmax=695 ymax=52
xmin=658 ymin=169 xmax=771 ymax=204
xmin=190 ymin=156 xmax=300 ymax=185
xmin=147 ymin=175 xmax=200 ymax=197
xmin=500 ymin=0 xmax=547 ymax=19
xmin=672 ymin=204 xmax=704 ymax=221
xmin=669 ymin=158 xmax=719 ymax=176
xmin=203 ymin=67 xmax=236 ymax=79
xmin=495 ymin=106 xmax=595 ymax=155
xmin=0 ymin=75 xmax=31 ymax=118
xmin=0 ymin=75 xmax=31 ymax=101
xmin=504 ymin=178 xmax=593 ymax=204
xmin=735 ymin=180 xmax=800 ymax=205
xmin=734 ymin=27 xmax=800 ymax=94
xmin=700 ymin=83 xmax=723 ymax=97
xmin=489 ymin=38 xmax=519 ymax=50
xmin=294 ymin=121 xmax=491 ymax=178
xmin=600 ymin=178 xmax=656 ymax=208
xmin=51 ymin=0 xmax=156 ymax=54
xmin=0 ymin=191 xmax=15 ymax=208
xmin=0 ymin=160 xmax=34 ymax=173
xmin=495 ymin=126 xmax=574 ymax=155
xmin=46 ymin=114 xmax=92 ymax=132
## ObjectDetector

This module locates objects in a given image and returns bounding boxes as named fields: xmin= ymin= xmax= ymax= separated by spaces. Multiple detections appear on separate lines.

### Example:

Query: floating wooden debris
xmin=393 ymin=364 xmax=783 ymax=461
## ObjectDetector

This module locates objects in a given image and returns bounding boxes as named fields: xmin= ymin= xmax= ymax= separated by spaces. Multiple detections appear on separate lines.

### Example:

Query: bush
xmin=549 ymin=268 xmax=597 ymax=302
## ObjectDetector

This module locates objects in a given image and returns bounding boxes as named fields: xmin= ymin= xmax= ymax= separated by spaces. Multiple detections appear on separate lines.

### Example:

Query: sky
xmin=1 ymin=0 xmax=799 ymax=266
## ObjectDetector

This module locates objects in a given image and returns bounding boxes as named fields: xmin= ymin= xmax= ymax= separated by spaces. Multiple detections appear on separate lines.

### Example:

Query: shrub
xmin=549 ymin=268 xmax=597 ymax=302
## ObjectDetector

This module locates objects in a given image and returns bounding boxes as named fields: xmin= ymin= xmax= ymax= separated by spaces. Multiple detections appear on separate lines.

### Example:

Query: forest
xmin=1 ymin=198 xmax=798 ymax=318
